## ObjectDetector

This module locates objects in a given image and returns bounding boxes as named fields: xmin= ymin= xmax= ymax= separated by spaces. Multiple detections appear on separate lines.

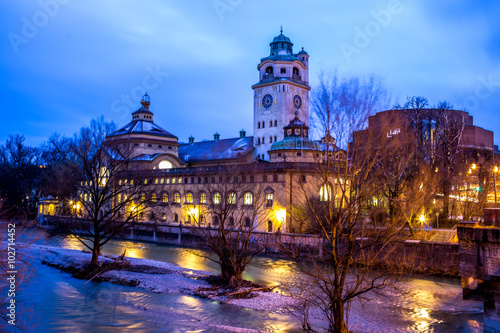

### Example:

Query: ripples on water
xmin=18 ymin=229 xmax=484 ymax=332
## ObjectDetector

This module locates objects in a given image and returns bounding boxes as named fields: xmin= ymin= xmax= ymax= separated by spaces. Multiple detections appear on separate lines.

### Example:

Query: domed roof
xmin=272 ymin=33 xmax=292 ymax=44
xmin=297 ymin=47 xmax=308 ymax=55
xmin=270 ymin=137 xmax=322 ymax=151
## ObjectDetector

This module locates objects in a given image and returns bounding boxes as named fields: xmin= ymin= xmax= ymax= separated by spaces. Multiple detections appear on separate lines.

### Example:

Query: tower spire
xmin=280 ymin=26 xmax=283 ymax=34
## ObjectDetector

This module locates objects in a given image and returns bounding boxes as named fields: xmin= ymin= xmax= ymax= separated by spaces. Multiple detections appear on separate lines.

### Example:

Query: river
xmin=8 ymin=228 xmax=484 ymax=332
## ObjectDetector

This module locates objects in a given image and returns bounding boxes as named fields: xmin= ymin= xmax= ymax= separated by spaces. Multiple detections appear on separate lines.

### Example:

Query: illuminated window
xmin=174 ymin=192 xmax=180 ymax=203
xmin=200 ymin=192 xmax=207 ymax=204
xmin=172 ymin=178 xmax=176 ymax=184
xmin=178 ymin=177 xmax=182 ymax=183
xmin=166 ymin=178 xmax=171 ymax=184
xmin=144 ymin=179 xmax=148 ymax=185
xmin=141 ymin=193 xmax=146 ymax=202
xmin=228 ymin=192 xmax=236 ymax=204
xmin=151 ymin=193 xmax=157 ymax=202
xmin=160 ymin=178 xmax=164 ymax=184
xmin=118 ymin=193 xmax=122 ymax=203
xmin=186 ymin=192 xmax=193 ymax=203
xmin=162 ymin=213 xmax=166 ymax=220
xmin=118 ymin=179 xmax=122 ymax=185
xmin=130 ymin=179 xmax=134 ymax=185
xmin=244 ymin=192 xmax=253 ymax=205
xmin=266 ymin=193 xmax=273 ymax=207
xmin=213 ymin=192 xmax=221 ymax=204
xmin=319 ymin=183 xmax=333 ymax=202
xmin=155 ymin=178 xmax=158 ymax=184
xmin=158 ymin=160 xmax=173 ymax=170
xmin=162 ymin=193 xmax=168 ymax=203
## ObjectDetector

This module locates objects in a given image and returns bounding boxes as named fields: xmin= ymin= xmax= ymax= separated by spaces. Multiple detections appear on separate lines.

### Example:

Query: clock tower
xmin=252 ymin=29 xmax=310 ymax=161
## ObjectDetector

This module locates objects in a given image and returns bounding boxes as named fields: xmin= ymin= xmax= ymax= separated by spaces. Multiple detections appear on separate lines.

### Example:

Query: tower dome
xmin=270 ymin=27 xmax=293 ymax=56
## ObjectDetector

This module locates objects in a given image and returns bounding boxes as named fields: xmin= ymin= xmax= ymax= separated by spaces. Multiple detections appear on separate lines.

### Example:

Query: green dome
xmin=270 ymin=137 xmax=322 ymax=152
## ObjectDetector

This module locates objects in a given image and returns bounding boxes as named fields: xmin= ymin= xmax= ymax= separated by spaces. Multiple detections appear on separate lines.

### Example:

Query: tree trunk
xmin=90 ymin=238 xmax=100 ymax=268
xmin=331 ymin=298 xmax=347 ymax=333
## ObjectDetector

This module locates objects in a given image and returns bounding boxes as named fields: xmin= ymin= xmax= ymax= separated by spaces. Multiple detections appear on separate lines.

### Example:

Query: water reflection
xmin=26 ymin=230 xmax=485 ymax=332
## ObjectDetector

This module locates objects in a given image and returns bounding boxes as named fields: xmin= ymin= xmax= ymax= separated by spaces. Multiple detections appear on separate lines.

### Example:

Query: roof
xmin=271 ymin=33 xmax=292 ymax=44
xmin=297 ymin=48 xmax=308 ymax=55
xmin=108 ymin=120 xmax=177 ymax=139
xmin=179 ymin=137 xmax=254 ymax=163
xmin=132 ymin=106 xmax=153 ymax=116
xmin=260 ymin=54 xmax=304 ymax=63
xmin=270 ymin=137 xmax=322 ymax=151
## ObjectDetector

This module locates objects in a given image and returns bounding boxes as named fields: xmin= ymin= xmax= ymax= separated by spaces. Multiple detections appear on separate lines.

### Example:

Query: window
xmin=187 ymin=215 xmax=191 ymax=224
xmin=262 ymin=175 xmax=267 ymax=182
xmin=228 ymin=192 xmax=236 ymax=205
xmin=118 ymin=193 xmax=122 ymax=203
xmin=297 ymin=152 xmax=302 ymax=157
xmin=213 ymin=192 xmax=221 ymax=204
xmin=213 ymin=216 xmax=220 ymax=226
xmin=274 ymin=120 xmax=277 ymax=127
xmin=274 ymin=136 xmax=277 ymax=142
xmin=295 ymin=128 xmax=300 ymax=135
xmin=269 ymin=136 xmax=273 ymax=143
xmin=186 ymin=192 xmax=193 ymax=203
xmin=162 ymin=213 xmax=166 ymax=220
xmin=244 ymin=192 xmax=253 ymax=205
xmin=166 ymin=178 xmax=171 ymax=184
xmin=151 ymin=193 xmax=157 ymax=202
xmin=320 ymin=183 xmax=333 ymax=202
xmin=280 ymin=68 xmax=286 ymax=74
xmin=262 ymin=137 xmax=265 ymax=144
xmin=293 ymin=67 xmax=299 ymax=75
xmin=245 ymin=217 xmax=251 ymax=228
xmin=158 ymin=145 xmax=163 ymax=148
xmin=267 ymin=221 xmax=273 ymax=232
xmin=154 ymin=178 xmax=158 ymax=184
xmin=257 ymin=138 xmax=261 ymax=145
xmin=258 ymin=122 xmax=261 ymax=129
xmin=200 ymin=192 xmax=207 ymax=204
xmin=262 ymin=122 xmax=265 ymax=128
xmin=266 ymin=193 xmax=274 ymax=207
xmin=162 ymin=193 xmax=168 ymax=203
xmin=287 ymin=129 xmax=292 ymax=136
xmin=273 ymin=175 xmax=279 ymax=182
xmin=200 ymin=215 xmax=205 ymax=224
xmin=269 ymin=120 xmax=273 ymax=127
xmin=250 ymin=175 xmax=254 ymax=182
xmin=229 ymin=217 xmax=235 ymax=226
xmin=174 ymin=192 xmax=180 ymax=203
xmin=158 ymin=160 xmax=173 ymax=170
xmin=148 ymin=144 xmax=152 ymax=147
xmin=144 ymin=179 xmax=148 ymax=185
xmin=140 ymin=193 xmax=146 ymax=202
xmin=160 ymin=178 xmax=164 ymax=184
xmin=174 ymin=213 xmax=178 ymax=222
xmin=301 ymin=176 xmax=307 ymax=183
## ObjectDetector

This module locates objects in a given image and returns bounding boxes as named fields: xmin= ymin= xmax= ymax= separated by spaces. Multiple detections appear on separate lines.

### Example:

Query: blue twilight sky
xmin=1 ymin=0 xmax=500 ymax=147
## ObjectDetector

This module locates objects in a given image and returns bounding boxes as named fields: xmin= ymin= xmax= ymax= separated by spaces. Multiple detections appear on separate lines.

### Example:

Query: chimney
xmin=188 ymin=136 xmax=194 ymax=144
xmin=214 ymin=133 xmax=220 ymax=141
xmin=239 ymin=129 xmax=246 ymax=138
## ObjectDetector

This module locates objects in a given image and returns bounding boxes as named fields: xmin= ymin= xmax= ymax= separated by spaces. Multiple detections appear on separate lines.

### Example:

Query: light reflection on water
xmin=25 ymin=230 xmax=485 ymax=332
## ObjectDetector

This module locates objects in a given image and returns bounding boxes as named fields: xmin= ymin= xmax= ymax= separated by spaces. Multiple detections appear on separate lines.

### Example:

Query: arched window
xmin=245 ymin=217 xmax=251 ymax=227
xmin=162 ymin=213 xmax=166 ymax=220
xmin=213 ymin=192 xmax=221 ymax=204
xmin=229 ymin=216 xmax=235 ymax=226
xmin=267 ymin=220 xmax=273 ymax=232
xmin=228 ymin=192 xmax=236 ymax=205
xmin=265 ymin=66 xmax=273 ymax=74
xmin=173 ymin=192 xmax=180 ymax=203
xmin=244 ymin=192 xmax=253 ymax=205
xmin=213 ymin=216 xmax=220 ymax=226
xmin=162 ymin=193 xmax=168 ymax=203
xmin=158 ymin=160 xmax=173 ymax=170
xmin=186 ymin=192 xmax=193 ymax=203
xmin=151 ymin=193 xmax=157 ymax=202
xmin=293 ymin=67 xmax=299 ymax=76
xmin=174 ymin=213 xmax=178 ymax=222
xmin=265 ymin=187 xmax=274 ymax=207
xmin=320 ymin=183 xmax=333 ymax=202
xmin=200 ymin=192 xmax=207 ymax=204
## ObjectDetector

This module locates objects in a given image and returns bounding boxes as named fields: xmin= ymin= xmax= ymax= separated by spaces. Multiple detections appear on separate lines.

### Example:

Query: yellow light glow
xmin=276 ymin=208 xmax=286 ymax=221
xmin=419 ymin=214 xmax=425 ymax=223
xmin=472 ymin=163 xmax=477 ymax=170
xmin=188 ymin=207 xmax=198 ymax=218
xmin=468 ymin=169 xmax=472 ymax=174
xmin=495 ymin=166 xmax=498 ymax=173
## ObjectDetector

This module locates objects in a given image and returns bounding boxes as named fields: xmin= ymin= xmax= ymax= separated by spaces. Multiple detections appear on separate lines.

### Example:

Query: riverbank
xmin=33 ymin=244 xmax=296 ymax=314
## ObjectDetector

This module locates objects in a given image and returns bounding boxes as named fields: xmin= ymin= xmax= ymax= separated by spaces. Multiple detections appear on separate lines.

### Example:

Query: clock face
xmin=293 ymin=95 xmax=302 ymax=109
xmin=262 ymin=94 xmax=273 ymax=109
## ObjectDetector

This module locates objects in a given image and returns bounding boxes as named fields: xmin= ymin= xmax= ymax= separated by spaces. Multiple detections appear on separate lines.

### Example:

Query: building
xmin=98 ymin=30 xmax=342 ymax=233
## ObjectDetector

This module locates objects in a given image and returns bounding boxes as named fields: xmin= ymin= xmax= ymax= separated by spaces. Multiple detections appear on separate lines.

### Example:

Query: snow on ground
xmin=31 ymin=244 xmax=295 ymax=313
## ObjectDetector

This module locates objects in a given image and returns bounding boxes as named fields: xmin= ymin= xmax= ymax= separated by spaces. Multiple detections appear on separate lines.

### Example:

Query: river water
xmin=9 ymin=229 xmax=484 ymax=332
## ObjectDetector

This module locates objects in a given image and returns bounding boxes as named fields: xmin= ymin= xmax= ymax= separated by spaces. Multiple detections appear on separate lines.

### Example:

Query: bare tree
xmin=189 ymin=167 xmax=268 ymax=286
xmin=290 ymin=73 xmax=417 ymax=332
xmin=63 ymin=118 xmax=150 ymax=270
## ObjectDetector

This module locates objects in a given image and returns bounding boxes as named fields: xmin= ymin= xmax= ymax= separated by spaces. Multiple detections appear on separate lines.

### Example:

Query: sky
xmin=1 ymin=0 xmax=500 ymax=147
